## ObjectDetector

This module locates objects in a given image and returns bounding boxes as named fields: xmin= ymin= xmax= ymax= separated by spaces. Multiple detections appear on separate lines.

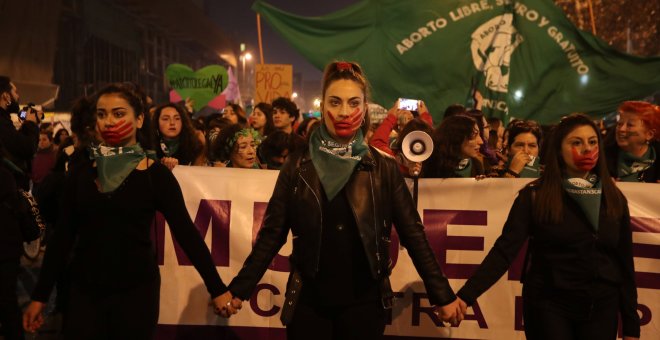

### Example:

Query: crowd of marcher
xmin=1 ymin=63 xmax=657 ymax=339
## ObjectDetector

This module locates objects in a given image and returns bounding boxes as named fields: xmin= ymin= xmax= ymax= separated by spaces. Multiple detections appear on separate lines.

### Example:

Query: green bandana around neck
xmin=160 ymin=137 xmax=180 ymax=157
xmin=505 ymin=155 xmax=542 ymax=178
xmin=309 ymin=124 xmax=368 ymax=201
xmin=562 ymin=175 xmax=602 ymax=231
xmin=617 ymin=146 xmax=655 ymax=182
xmin=90 ymin=144 xmax=155 ymax=193
xmin=455 ymin=158 xmax=472 ymax=178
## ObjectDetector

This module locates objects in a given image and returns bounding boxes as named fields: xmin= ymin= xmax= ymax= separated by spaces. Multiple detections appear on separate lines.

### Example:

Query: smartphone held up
xmin=398 ymin=98 xmax=419 ymax=112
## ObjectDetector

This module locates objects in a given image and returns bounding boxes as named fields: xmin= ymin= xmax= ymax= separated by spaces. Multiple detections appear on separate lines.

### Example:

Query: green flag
xmin=253 ymin=0 xmax=660 ymax=124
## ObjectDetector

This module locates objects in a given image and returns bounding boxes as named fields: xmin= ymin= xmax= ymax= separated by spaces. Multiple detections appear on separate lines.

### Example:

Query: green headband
xmin=225 ymin=128 xmax=261 ymax=156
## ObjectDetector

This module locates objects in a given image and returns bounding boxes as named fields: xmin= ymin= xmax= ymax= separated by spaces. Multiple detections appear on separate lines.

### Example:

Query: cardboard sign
xmin=255 ymin=64 xmax=292 ymax=105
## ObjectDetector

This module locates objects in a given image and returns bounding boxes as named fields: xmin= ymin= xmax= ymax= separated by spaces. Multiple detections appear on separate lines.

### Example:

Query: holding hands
xmin=212 ymin=291 xmax=242 ymax=318
xmin=22 ymin=301 xmax=45 ymax=333
xmin=161 ymin=156 xmax=179 ymax=171
xmin=434 ymin=297 xmax=468 ymax=327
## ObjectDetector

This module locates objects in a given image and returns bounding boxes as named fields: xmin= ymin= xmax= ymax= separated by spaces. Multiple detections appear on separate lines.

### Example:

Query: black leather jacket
xmin=229 ymin=145 xmax=456 ymax=318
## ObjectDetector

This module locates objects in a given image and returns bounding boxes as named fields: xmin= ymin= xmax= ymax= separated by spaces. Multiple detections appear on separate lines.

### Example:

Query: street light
xmin=313 ymin=98 xmax=321 ymax=109
xmin=240 ymin=52 xmax=253 ymax=100
xmin=291 ymin=92 xmax=298 ymax=99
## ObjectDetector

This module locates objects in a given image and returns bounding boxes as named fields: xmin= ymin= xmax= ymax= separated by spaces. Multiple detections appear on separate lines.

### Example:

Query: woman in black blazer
xmin=457 ymin=113 xmax=640 ymax=339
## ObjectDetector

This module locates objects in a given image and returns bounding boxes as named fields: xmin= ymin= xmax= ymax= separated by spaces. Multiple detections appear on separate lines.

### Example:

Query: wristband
xmin=506 ymin=168 xmax=520 ymax=178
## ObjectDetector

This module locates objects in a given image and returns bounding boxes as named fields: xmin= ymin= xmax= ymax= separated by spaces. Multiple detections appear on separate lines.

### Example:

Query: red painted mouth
xmin=101 ymin=120 xmax=132 ymax=146
xmin=572 ymin=146 xmax=599 ymax=171
xmin=328 ymin=108 xmax=362 ymax=138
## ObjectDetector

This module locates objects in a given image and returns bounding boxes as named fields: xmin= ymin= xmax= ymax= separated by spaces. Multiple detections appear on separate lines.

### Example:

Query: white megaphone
xmin=402 ymin=131 xmax=433 ymax=163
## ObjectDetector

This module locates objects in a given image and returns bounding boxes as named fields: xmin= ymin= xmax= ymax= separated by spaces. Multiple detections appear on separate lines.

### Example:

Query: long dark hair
xmin=321 ymin=61 xmax=371 ymax=136
xmin=253 ymin=102 xmax=275 ymax=136
xmin=226 ymin=103 xmax=248 ymax=126
xmin=466 ymin=109 xmax=497 ymax=165
xmin=534 ymin=113 xmax=624 ymax=225
xmin=70 ymin=95 xmax=97 ymax=149
xmin=422 ymin=115 xmax=482 ymax=178
xmin=90 ymin=82 xmax=154 ymax=150
xmin=153 ymin=103 xmax=202 ymax=165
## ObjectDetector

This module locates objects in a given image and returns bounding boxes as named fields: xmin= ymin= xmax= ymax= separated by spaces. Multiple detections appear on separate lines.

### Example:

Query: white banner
xmin=155 ymin=166 xmax=660 ymax=339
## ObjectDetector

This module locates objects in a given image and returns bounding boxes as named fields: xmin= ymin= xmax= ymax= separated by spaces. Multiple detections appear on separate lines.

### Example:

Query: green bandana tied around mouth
xmin=160 ymin=137 xmax=180 ymax=157
xmin=90 ymin=144 xmax=156 ymax=193
xmin=617 ymin=146 xmax=655 ymax=182
xmin=505 ymin=156 xmax=542 ymax=178
xmin=562 ymin=175 xmax=602 ymax=231
xmin=454 ymin=158 xmax=472 ymax=178
xmin=309 ymin=124 xmax=368 ymax=201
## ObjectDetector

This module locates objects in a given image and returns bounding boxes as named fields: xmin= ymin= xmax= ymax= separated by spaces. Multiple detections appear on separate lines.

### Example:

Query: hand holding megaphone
xmin=402 ymin=131 xmax=434 ymax=177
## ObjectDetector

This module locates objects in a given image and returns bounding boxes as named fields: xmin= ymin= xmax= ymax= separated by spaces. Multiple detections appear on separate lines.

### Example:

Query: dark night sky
xmin=208 ymin=0 xmax=361 ymax=84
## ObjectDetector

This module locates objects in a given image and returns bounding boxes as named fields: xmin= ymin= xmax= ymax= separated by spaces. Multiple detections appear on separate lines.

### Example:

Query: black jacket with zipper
xmin=457 ymin=184 xmax=640 ymax=337
xmin=229 ymin=144 xmax=456 ymax=317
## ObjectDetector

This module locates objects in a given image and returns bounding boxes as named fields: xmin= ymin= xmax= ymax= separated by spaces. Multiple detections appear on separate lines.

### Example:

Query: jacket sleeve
xmin=369 ymin=114 xmax=397 ymax=156
xmin=457 ymin=187 xmax=532 ymax=305
xmin=388 ymin=158 xmax=456 ymax=306
xmin=617 ymin=200 xmax=640 ymax=338
xmin=31 ymin=170 xmax=79 ymax=302
xmin=419 ymin=110 xmax=433 ymax=127
xmin=228 ymin=159 xmax=294 ymax=300
xmin=154 ymin=165 xmax=228 ymax=298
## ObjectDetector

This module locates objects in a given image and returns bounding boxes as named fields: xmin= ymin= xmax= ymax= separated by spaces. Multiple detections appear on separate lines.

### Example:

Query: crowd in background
xmin=6 ymin=79 xmax=659 ymax=200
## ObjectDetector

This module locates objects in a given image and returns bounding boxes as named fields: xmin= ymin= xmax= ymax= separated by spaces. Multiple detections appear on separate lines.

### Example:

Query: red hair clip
xmin=336 ymin=62 xmax=353 ymax=72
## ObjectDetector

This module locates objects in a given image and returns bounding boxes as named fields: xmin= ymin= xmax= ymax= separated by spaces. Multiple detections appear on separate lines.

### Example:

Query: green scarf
xmin=617 ymin=146 xmax=655 ymax=182
xmin=309 ymin=125 xmax=368 ymax=201
xmin=160 ymin=137 xmax=180 ymax=157
xmin=90 ymin=144 xmax=155 ymax=193
xmin=562 ymin=175 xmax=602 ymax=231
xmin=454 ymin=158 xmax=472 ymax=178
xmin=505 ymin=156 xmax=542 ymax=178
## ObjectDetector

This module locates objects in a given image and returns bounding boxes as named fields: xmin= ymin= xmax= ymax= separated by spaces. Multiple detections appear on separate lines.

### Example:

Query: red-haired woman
xmin=605 ymin=101 xmax=659 ymax=182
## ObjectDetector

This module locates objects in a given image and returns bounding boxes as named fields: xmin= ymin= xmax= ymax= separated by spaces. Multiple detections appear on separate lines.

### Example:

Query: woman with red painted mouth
xmin=23 ymin=83 xmax=232 ymax=338
xmin=457 ymin=113 xmax=639 ymax=340
xmin=604 ymin=101 xmax=659 ymax=182
xmin=225 ymin=61 xmax=462 ymax=338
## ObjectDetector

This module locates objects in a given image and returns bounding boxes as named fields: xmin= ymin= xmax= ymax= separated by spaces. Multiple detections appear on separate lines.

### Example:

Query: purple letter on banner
xmin=631 ymin=216 xmax=660 ymax=290
xmin=250 ymin=283 xmax=281 ymax=317
xmin=253 ymin=202 xmax=289 ymax=272
xmin=152 ymin=200 xmax=230 ymax=266
xmin=422 ymin=210 xmax=487 ymax=279
xmin=411 ymin=293 xmax=444 ymax=327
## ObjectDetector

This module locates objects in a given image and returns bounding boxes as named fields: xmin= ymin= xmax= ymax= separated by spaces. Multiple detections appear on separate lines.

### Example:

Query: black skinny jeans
xmin=287 ymin=297 xmax=386 ymax=340
xmin=63 ymin=276 xmax=160 ymax=340
xmin=522 ymin=285 xmax=620 ymax=340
